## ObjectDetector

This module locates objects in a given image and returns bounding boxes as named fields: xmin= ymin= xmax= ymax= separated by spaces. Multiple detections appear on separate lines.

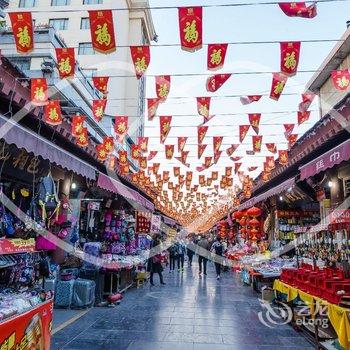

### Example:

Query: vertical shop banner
xmin=240 ymin=95 xmax=262 ymax=105
xmin=71 ymin=116 xmax=86 ymax=137
xmin=138 ymin=137 xmax=149 ymax=153
xmin=155 ymin=75 xmax=171 ymax=102
xmin=280 ymin=42 xmax=301 ymax=76
xmin=147 ymin=98 xmax=160 ymax=121
xmin=159 ymin=116 xmax=172 ymax=144
xmin=198 ymin=144 xmax=207 ymax=159
xmin=165 ymin=145 xmax=175 ymax=160
xmin=31 ymin=78 xmax=48 ymax=106
xmin=196 ymin=97 xmax=211 ymax=118
xmin=55 ymin=48 xmax=75 ymax=79
xmin=198 ymin=125 xmax=208 ymax=144
xmin=44 ymin=100 xmax=62 ymax=126
xmin=266 ymin=143 xmax=277 ymax=154
xmin=178 ymin=7 xmax=203 ymax=52
xmin=299 ymin=92 xmax=315 ymax=112
xmin=92 ymin=76 xmax=109 ymax=95
xmin=130 ymin=46 xmax=151 ymax=79
xmin=252 ymin=135 xmax=263 ymax=153
xmin=270 ymin=73 xmax=288 ymax=100
xmin=279 ymin=150 xmax=289 ymax=165
xmin=298 ymin=111 xmax=311 ymax=125
xmin=331 ymin=70 xmax=350 ymax=91
xmin=226 ymin=144 xmax=239 ymax=156
xmin=114 ymin=116 xmax=128 ymax=142
xmin=147 ymin=151 xmax=157 ymax=161
xmin=239 ymin=125 xmax=250 ymax=143
xmin=0 ymin=300 xmax=53 ymax=350
xmin=248 ymin=114 xmax=261 ymax=134
xmin=9 ymin=12 xmax=34 ymax=53
xmin=88 ymin=10 xmax=116 ymax=54
xmin=207 ymin=43 xmax=228 ymax=71
xmin=278 ymin=2 xmax=317 ymax=18
xmin=206 ymin=74 xmax=231 ymax=92
xmin=177 ymin=137 xmax=188 ymax=152
xmin=76 ymin=127 xmax=88 ymax=147
xmin=92 ymin=99 xmax=107 ymax=122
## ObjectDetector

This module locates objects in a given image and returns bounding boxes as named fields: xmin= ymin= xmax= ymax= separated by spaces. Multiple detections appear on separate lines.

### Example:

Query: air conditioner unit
xmin=41 ymin=58 xmax=55 ymax=73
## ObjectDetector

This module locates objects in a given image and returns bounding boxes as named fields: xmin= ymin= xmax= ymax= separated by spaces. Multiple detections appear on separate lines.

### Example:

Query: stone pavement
xmin=52 ymin=261 xmax=314 ymax=350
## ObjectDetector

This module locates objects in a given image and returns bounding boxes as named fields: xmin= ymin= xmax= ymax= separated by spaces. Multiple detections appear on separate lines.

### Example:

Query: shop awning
xmin=238 ymin=177 xmax=296 ymax=210
xmin=97 ymin=173 xmax=154 ymax=211
xmin=0 ymin=114 xmax=96 ymax=180
xmin=299 ymin=139 xmax=350 ymax=180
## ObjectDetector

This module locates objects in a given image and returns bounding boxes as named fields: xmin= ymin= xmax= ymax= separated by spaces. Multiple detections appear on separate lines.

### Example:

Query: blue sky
xmin=144 ymin=0 xmax=350 ymax=185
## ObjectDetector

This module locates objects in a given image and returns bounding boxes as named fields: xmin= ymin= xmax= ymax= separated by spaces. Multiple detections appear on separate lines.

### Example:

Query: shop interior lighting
xmin=328 ymin=181 xmax=333 ymax=188
xmin=71 ymin=182 xmax=77 ymax=190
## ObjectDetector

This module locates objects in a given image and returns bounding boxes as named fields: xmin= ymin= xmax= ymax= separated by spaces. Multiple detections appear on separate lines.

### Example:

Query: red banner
xmin=177 ymin=137 xmax=187 ymax=152
xmin=76 ymin=127 xmax=88 ymax=147
xmin=198 ymin=125 xmax=208 ymax=144
xmin=131 ymin=144 xmax=140 ymax=160
xmin=231 ymin=156 xmax=242 ymax=162
xmin=331 ymin=70 xmax=350 ymax=91
xmin=266 ymin=156 xmax=276 ymax=170
xmin=44 ymin=100 xmax=62 ymax=126
xmin=196 ymin=97 xmax=211 ymax=118
xmin=248 ymin=113 xmax=261 ymax=134
xmin=234 ymin=163 xmax=242 ymax=174
xmin=89 ymin=10 xmax=116 ymax=54
xmin=0 ymin=238 xmax=35 ymax=254
xmin=225 ymin=167 xmax=232 ymax=177
xmin=280 ymin=42 xmax=301 ymax=76
xmin=288 ymin=134 xmax=298 ymax=149
xmin=153 ymin=163 xmax=160 ymax=174
xmin=213 ymin=136 xmax=223 ymax=154
xmin=139 ymin=156 xmax=147 ymax=169
xmin=92 ymin=76 xmax=109 ymax=95
xmin=114 ymin=116 xmax=128 ymax=142
xmin=174 ymin=167 xmax=181 ymax=177
xmin=207 ymin=43 xmax=228 ymax=70
xmin=96 ymin=143 xmax=108 ymax=161
xmin=299 ymin=92 xmax=315 ymax=112
xmin=252 ymin=135 xmax=263 ymax=153
xmin=270 ymin=72 xmax=288 ymax=101
xmin=130 ymin=46 xmax=151 ymax=79
xmin=240 ymin=95 xmax=262 ymax=105
xmin=213 ymin=151 xmax=222 ymax=164
xmin=156 ymin=75 xmax=171 ymax=102
xmin=147 ymin=151 xmax=158 ymax=161
xmin=31 ymin=78 xmax=48 ymax=106
xmin=118 ymin=150 xmax=128 ymax=165
xmin=138 ymin=137 xmax=149 ymax=153
xmin=278 ymin=2 xmax=317 ymax=18
xmin=279 ymin=150 xmax=289 ymax=165
xmin=0 ymin=300 xmax=53 ymax=350
xmin=55 ymin=48 xmax=75 ymax=79
xmin=198 ymin=144 xmax=207 ymax=159
xmin=266 ymin=143 xmax=277 ymax=154
xmin=204 ymin=156 xmax=212 ymax=168
xmin=211 ymin=171 xmax=218 ymax=180
xmin=159 ymin=116 xmax=172 ymax=144
xmin=239 ymin=125 xmax=250 ymax=143
xmin=92 ymin=99 xmax=107 ymax=122
xmin=71 ymin=115 xmax=86 ymax=137
xmin=298 ymin=111 xmax=311 ymax=125
xmin=226 ymin=144 xmax=239 ymax=156
xmin=147 ymin=98 xmax=160 ymax=121
xmin=248 ymin=166 xmax=258 ymax=172
xmin=9 ymin=12 xmax=34 ymax=53
xmin=103 ymin=136 xmax=114 ymax=154
xmin=178 ymin=7 xmax=203 ymax=52
xmin=206 ymin=74 xmax=231 ymax=92
xmin=284 ymin=123 xmax=295 ymax=139
xmin=165 ymin=145 xmax=175 ymax=160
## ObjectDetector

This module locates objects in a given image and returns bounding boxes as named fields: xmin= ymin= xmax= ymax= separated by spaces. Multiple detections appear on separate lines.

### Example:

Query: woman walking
xmin=148 ymin=234 xmax=166 ymax=286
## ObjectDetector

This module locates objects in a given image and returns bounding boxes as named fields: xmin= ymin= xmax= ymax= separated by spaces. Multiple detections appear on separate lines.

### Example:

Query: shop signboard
xmin=151 ymin=214 xmax=161 ymax=232
xmin=0 ymin=238 xmax=36 ymax=255
xmin=0 ymin=300 xmax=53 ymax=350
xmin=330 ymin=209 xmax=350 ymax=224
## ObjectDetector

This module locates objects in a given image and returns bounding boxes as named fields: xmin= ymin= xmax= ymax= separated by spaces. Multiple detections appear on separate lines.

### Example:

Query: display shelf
xmin=0 ymin=238 xmax=36 ymax=255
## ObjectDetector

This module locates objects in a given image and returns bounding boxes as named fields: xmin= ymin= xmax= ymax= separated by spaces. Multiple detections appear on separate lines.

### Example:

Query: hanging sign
xmin=8 ymin=12 xmax=34 ymax=53
xmin=55 ymin=48 xmax=75 ymax=79
xmin=280 ymin=42 xmax=301 ymax=76
xmin=278 ymin=2 xmax=317 ymax=18
xmin=159 ymin=116 xmax=172 ymax=144
xmin=92 ymin=99 xmax=107 ymax=122
xmin=270 ymin=72 xmax=288 ymax=100
xmin=114 ymin=116 xmax=128 ymax=142
xmin=206 ymin=74 xmax=231 ymax=92
xmin=178 ymin=7 xmax=203 ymax=52
xmin=198 ymin=125 xmax=208 ymax=144
xmin=44 ymin=100 xmax=62 ymax=126
xmin=147 ymin=98 xmax=160 ymax=121
xmin=331 ymin=70 xmax=350 ymax=91
xmin=156 ymin=75 xmax=171 ymax=102
xmin=92 ymin=76 xmax=109 ymax=95
xmin=207 ymin=43 xmax=228 ymax=70
xmin=248 ymin=113 xmax=261 ymax=134
xmin=130 ymin=46 xmax=151 ymax=79
xmin=31 ymin=78 xmax=48 ymax=106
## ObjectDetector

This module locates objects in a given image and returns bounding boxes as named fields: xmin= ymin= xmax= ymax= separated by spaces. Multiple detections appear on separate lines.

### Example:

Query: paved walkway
xmin=52 ymin=262 xmax=314 ymax=350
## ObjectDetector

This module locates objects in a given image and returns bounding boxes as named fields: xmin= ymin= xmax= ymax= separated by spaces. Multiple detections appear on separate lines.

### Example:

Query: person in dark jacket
xmin=147 ymin=234 xmax=165 ymax=286
xmin=197 ymin=236 xmax=210 ymax=275
xmin=168 ymin=244 xmax=178 ymax=273
xmin=186 ymin=240 xmax=195 ymax=266
xmin=211 ymin=236 xmax=224 ymax=280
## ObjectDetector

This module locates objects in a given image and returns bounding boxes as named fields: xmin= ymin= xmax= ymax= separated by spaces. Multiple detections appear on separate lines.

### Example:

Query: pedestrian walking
xmin=177 ymin=239 xmax=186 ymax=272
xmin=147 ymin=234 xmax=165 ymax=286
xmin=186 ymin=240 xmax=195 ymax=266
xmin=168 ymin=244 xmax=178 ymax=273
xmin=211 ymin=236 xmax=224 ymax=280
xmin=197 ymin=236 xmax=210 ymax=275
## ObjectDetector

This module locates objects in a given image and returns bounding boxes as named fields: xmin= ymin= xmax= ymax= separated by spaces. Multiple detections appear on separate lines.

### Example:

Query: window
xmin=78 ymin=43 xmax=95 ymax=55
xmin=51 ymin=0 xmax=70 ymax=6
xmin=19 ymin=0 xmax=36 ymax=7
xmin=10 ymin=58 xmax=31 ymax=71
xmin=83 ymin=0 xmax=103 ymax=4
xmin=80 ymin=18 xmax=90 ymax=30
xmin=49 ymin=18 xmax=68 ymax=31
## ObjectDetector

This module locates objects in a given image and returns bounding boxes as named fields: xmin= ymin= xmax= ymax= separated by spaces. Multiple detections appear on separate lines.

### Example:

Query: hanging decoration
xmin=226 ymin=144 xmax=239 ymax=156
xmin=131 ymin=144 xmax=140 ymax=160
xmin=252 ymin=135 xmax=263 ymax=153
xmin=147 ymin=151 xmax=158 ymax=161
xmin=147 ymin=98 xmax=160 ymax=121
xmin=103 ymin=136 xmax=114 ymax=154
xmin=198 ymin=144 xmax=207 ymax=159
xmin=284 ymin=123 xmax=295 ymax=139
xmin=297 ymin=111 xmax=311 ymax=125
xmin=178 ymin=7 xmax=203 ymax=52
xmin=31 ymin=78 xmax=48 ymax=106
xmin=92 ymin=76 xmax=109 ymax=95
xmin=178 ymin=136 xmax=188 ymax=152
xmin=176 ymin=151 xmax=190 ymax=167
xmin=266 ymin=156 xmax=276 ymax=170
xmin=71 ymin=115 xmax=86 ymax=137
xmin=202 ymin=115 xmax=216 ymax=125
xmin=174 ymin=167 xmax=181 ymax=177
xmin=159 ymin=116 xmax=172 ymax=144
xmin=8 ymin=12 xmax=34 ymax=54
xmin=92 ymin=99 xmax=107 ymax=122
xmin=196 ymin=97 xmax=211 ymax=118
xmin=96 ymin=144 xmax=108 ymax=162
xmin=234 ymin=163 xmax=242 ymax=174
xmin=88 ymin=10 xmax=116 ymax=54
xmin=44 ymin=100 xmax=62 ymax=126
xmin=130 ymin=46 xmax=151 ymax=79
xmin=198 ymin=125 xmax=208 ymax=144
xmin=165 ymin=145 xmax=175 ymax=160
xmin=278 ymin=150 xmax=289 ymax=165
xmin=288 ymin=134 xmax=298 ymax=149
xmin=156 ymin=75 xmax=171 ymax=102
xmin=331 ymin=70 xmax=350 ymax=91
xmin=248 ymin=113 xmax=261 ymax=134
xmin=239 ymin=125 xmax=250 ymax=143
xmin=270 ymin=73 xmax=288 ymax=100
xmin=213 ymin=151 xmax=222 ymax=164
xmin=55 ymin=48 xmax=75 ymax=79
xmin=76 ymin=128 xmax=88 ymax=147
xmin=278 ymin=2 xmax=317 ymax=18
xmin=206 ymin=74 xmax=231 ymax=92
xmin=153 ymin=163 xmax=160 ymax=174
xmin=138 ymin=137 xmax=149 ymax=153
xmin=230 ymin=156 xmax=242 ymax=162
xmin=204 ymin=157 xmax=212 ymax=168
xmin=225 ymin=167 xmax=232 ymax=177
xmin=240 ymin=95 xmax=262 ymax=105
xmin=213 ymin=136 xmax=223 ymax=155
xmin=280 ymin=42 xmax=301 ymax=76
xmin=265 ymin=143 xmax=277 ymax=154
xmin=114 ymin=116 xmax=128 ymax=142
xmin=299 ymin=92 xmax=315 ymax=112
xmin=248 ymin=166 xmax=258 ymax=172
xmin=118 ymin=150 xmax=128 ymax=166
xmin=139 ymin=157 xmax=147 ymax=169
xmin=207 ymin=43 xmax=228 ymax=70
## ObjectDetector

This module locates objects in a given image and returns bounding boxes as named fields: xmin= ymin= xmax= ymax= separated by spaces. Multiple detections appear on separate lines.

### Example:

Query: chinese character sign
xmin=178 ymin=7 xmax=203 ymax=52
xmin=196 ymin=97 xmax=211 ymax=118
xmin=270 ymin=73 xmax=288 ymax=100
xmin=55 ymin=48 xmax=75 ymax=79
xmin=114 ymin=116 xmax=128 ymax=142
xmin=89 ymin=10 xmax=116 ymax=54
xmin=31 ymin=78 xmax=48 ymax=106
xmin=44 ymin=100 xmax=62 ymax=126
xmin=9 ymin=12 xmax=34 ymax=54
xmin=279 ymin=150 xmax=289 ymax=165
xmin=278 ymin=2 xmax=317 ymax=18
xmin=206 ymin=74 xmax=232 ymax=92
xmin=92 ymin=76 xmax=109 ymax=95
xmin=76 ymin=127 xmax=88 ymax=147
xmin=198 ymin=125 xmax=208 ymax=144
xmin=280 ymin=42 xmax=301 ymax=76
xmin=159 ymin=116 xmax=172 ymax=144
xmin=72 ymin=115 xmax=86 ymax=137
xmin=331 ymin=70 xmax=350 ymax=91
xmin=239 ymin=125 xmax=250 ymax=143
xmin=92 ymin=99 xmax=107 ymax=122
xmin=207 ymin=44 xmax=228 ymax=70
xmin=178 ymin=137 xmax=188 ymax=152
xmin=248 ymin=113 xmax=261 ymax=134
xmin=130 ymin=46 xmax=151 ymax=79
xmin=156 ymin=75 xmax=171 ymax=102
xmin=147 ymin=98 xmax=160 ymax=121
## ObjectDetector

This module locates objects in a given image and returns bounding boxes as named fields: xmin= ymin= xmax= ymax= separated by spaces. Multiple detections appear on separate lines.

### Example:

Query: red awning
xmin=299 ymin=139 xmax=350 ymax=180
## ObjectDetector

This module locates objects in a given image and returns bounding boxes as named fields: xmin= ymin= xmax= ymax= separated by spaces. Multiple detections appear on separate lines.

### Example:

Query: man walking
xmin=211 ymin=236 xmax=224 ymax=280
xmin=168 ymin=244 xmax=178 ymax=273
xmin=177 ymin=239 xmax=186 ymax=272
xmin=186 ymin=240 xmax=195 ymax=266
xmin=197 ymin=236 xmax=210 ymax=275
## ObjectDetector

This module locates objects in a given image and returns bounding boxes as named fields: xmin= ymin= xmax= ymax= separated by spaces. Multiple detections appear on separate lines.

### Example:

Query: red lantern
xmin=248 ymin=218 xmax=260 ymax=228
xmin=239 ymin=218 xmax=246 ymax=227
xmin=232 ymin=211 xmax=243 ymax=221
xmin=247 ymin=206 xmax=262 ymax=218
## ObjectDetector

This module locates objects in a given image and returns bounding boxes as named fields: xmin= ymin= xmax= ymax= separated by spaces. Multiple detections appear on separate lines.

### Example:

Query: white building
xmin=7 ymin=0 xmax=156 ymax=143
